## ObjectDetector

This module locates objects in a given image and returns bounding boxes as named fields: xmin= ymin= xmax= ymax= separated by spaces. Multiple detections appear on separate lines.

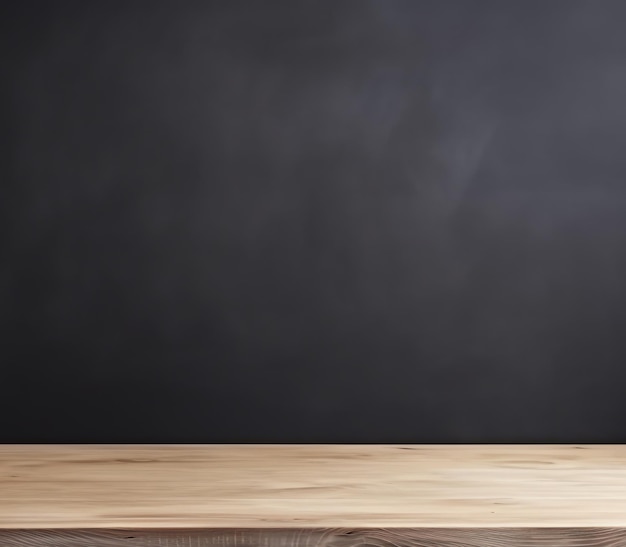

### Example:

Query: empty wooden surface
xmin=3 ymin=445 xmax=626 ymax=546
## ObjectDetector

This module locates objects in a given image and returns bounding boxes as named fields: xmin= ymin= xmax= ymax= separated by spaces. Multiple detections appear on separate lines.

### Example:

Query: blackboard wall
xmin=3 ymin=0 xmax=626 ymax=443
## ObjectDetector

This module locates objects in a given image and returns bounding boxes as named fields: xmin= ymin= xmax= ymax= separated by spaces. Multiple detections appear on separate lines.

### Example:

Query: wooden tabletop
xmin=2 ymin=444 xmax=626 ymax=545
xmin=3 ymin=444 xmax=626 ymax=528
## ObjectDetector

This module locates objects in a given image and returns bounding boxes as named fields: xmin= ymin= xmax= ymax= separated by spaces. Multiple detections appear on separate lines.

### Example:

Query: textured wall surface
xmin=3 ymin=0 xmax=626 ymax=442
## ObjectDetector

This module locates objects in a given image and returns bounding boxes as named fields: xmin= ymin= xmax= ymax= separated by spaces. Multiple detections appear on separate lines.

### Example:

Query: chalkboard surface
xmin=3 ymin=0 xmax=626 ymax=443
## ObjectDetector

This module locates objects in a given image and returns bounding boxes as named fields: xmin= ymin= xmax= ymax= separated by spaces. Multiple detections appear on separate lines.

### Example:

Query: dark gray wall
xmin=3 ymin=0 xmax=626 ymax=443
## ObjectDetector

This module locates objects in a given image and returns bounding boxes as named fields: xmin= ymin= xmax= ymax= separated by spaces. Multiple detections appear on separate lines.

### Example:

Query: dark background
xmin=3 ymin=0 xmax=626 ymax=443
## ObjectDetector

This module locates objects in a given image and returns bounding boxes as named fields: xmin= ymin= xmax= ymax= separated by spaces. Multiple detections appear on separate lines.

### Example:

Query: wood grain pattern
xmin=2 ymin=445 xmax=626 ymax=546
xmin=3 ymin=528 xmax=626 ymax=547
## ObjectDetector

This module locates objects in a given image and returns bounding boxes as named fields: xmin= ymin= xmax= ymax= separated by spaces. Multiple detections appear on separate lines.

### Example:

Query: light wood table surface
xmin=1 ymin=444 xmax=626 ymax=546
